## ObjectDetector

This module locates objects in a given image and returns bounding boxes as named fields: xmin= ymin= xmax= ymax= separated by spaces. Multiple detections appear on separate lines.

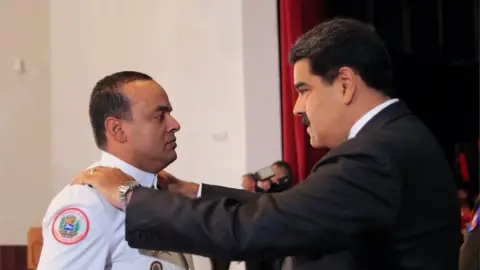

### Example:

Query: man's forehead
xmin=293 ymin=60 xmax=312 ymax=85
xmin=122 ymin=80 xmax=171 ymax=106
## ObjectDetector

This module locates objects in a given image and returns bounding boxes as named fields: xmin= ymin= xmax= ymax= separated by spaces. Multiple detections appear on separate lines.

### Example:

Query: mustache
xmin=302 ymin=116 xmax=310 ymax=126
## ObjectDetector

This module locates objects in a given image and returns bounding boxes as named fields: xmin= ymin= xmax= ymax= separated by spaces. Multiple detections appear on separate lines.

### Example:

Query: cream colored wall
xmin=0 ymin=0 xmax=52 ymax=245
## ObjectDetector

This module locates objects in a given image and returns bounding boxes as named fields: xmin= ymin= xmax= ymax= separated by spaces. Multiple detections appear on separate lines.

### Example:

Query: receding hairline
xmin=119 ymin=79 xmax=172 ymax=115
xmin=114 ymin=78 xmax=157 ymax=93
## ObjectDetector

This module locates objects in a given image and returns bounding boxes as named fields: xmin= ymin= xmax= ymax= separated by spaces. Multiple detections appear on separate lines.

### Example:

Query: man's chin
xmin=309 ymin=137 xmax=324 ymax=149
xmin=165 ymin=150 xmax=178 ymax=163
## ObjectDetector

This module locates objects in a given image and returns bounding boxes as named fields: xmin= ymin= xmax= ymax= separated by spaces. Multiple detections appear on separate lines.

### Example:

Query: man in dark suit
xmin=75 ymin=18 xmax=460 ymax=269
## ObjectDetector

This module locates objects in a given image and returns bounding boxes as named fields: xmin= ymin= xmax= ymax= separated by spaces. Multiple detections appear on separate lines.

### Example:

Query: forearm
xmin=125 ymin=153 xmax=399 ymax=261
xmin=177 ymin=181 xmax=260 ymax=202
xmin=201 ymin=183 xmax=261 ymax=201
xmin=125 ymin=188 xmax=299 ymax=260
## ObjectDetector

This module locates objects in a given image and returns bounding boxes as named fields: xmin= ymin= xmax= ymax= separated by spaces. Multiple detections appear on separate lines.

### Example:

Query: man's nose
xmin=168 ymin=115 xmax=181 ymax=132
xmin=292 ymin=97 xmax=304 ymax=116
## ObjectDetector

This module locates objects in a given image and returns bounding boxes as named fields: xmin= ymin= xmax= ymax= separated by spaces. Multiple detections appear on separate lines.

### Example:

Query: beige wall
xmin=0 ymin=0 xmax=52 ymax=245
xmin=2 ymin=1 xmax=280 ymax=268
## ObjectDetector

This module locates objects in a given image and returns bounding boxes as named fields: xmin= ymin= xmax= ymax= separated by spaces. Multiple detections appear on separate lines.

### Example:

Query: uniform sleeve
xmin=37 ymin=186 xmax=111 ymax=270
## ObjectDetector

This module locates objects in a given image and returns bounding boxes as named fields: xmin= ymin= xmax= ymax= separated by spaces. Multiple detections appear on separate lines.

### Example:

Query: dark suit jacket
xmin=124 ymin=101 xmax=460 ymax=270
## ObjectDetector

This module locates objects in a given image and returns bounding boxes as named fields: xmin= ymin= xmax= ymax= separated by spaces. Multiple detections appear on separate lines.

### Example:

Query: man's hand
xmin=158 ymin=171 xmax=199 ymax=198
xmin=72 ymin=166 xmax=134 ymax=209
xmin=157 ymin=170 xmax=181 ymax=189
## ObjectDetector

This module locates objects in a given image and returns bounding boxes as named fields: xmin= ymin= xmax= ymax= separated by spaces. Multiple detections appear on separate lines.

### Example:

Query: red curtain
xmin=279 ymin=0 xmax=329 ymax=184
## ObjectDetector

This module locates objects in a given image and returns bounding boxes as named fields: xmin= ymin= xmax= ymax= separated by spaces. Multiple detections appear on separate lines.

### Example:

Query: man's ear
xmin=105 ymin=117 xmax=127 ymax=143
xmin=337 ymin=67 xmax=356 ymax=105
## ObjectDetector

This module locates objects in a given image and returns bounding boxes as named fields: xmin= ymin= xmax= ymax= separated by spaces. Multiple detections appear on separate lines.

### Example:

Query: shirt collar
xmin=347 ymin=98 xmax=399 ymax=139
xmin=98 ymin=151 xmax=157 ymax=188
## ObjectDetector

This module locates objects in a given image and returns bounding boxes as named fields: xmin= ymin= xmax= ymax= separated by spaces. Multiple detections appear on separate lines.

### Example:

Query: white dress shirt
xmin=38 ymin=151 xmax=186 ymax=270
xmin=347 ymin=98 xmax=399 ymax=139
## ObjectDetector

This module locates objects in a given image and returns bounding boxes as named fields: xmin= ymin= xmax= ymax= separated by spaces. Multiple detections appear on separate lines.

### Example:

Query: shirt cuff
xmin=196 ymin=183 xmax=203 ymax=198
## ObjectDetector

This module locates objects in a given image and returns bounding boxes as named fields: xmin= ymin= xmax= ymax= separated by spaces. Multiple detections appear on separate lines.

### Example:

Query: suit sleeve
xmin=37 ymin=187 xmax=111 ymax=270
xmin=201 ymin=183 xmax=261 ymax=201
xmin=125 ymin=149 xmax=400 ymax=261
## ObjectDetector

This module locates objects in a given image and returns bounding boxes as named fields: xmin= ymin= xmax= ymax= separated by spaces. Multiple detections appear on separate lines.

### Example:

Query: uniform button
xmin=150 ymin=261 xmax=163 ymax=270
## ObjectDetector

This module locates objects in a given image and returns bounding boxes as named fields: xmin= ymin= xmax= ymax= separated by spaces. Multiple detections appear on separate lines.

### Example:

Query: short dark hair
xmin=289 ymin=18 xmax=394 ymax=97
xmin=272 ymin=160 xmax=292 ymax=176
xmin=243 ymin=173 xmax=255 ymax=179
xmin=89 ymin=71 xmax=153 ymax=149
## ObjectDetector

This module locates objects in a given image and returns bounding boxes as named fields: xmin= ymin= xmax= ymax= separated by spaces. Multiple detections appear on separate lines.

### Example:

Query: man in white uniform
xmin=37 ymin=71 xmax=193 ymax=270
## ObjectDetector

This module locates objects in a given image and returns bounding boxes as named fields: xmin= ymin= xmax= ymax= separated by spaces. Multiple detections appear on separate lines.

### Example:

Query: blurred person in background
xmin=265 ymin=161 xmax=293 ymax=193
xmin=241 ymin=173 xmax=257 ymax=192
xmin=242 ymin=161 xmax=293 ymax=193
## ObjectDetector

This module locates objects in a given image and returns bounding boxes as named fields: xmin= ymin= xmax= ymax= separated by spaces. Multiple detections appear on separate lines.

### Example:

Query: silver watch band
xmin=119 ymin=181 xmax=140 ymax=210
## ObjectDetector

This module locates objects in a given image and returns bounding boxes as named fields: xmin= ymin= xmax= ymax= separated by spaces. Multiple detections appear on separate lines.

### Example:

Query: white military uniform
xmin=37 ymin=151 xmax=192 ymax=270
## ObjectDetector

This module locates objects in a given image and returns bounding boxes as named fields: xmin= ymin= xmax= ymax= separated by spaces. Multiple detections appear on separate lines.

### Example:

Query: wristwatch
xmin=118 ymin=181 xmax=141 ymax=211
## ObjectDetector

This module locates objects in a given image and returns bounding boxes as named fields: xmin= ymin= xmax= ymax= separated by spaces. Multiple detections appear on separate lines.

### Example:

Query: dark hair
xmin=289 ymin=18 xmax=394 ymax=97
xmin=272 ymin=160 xmax=292 ymax=176
xmin=89 ymin=71 xmax=153 ymax=149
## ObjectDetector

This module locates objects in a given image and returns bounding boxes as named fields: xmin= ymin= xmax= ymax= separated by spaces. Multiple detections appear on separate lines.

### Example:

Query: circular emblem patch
xmin=150 ymin=261 xmax=163 ymax=270
xmin=51 ymin=207 xmax=89 ymax=245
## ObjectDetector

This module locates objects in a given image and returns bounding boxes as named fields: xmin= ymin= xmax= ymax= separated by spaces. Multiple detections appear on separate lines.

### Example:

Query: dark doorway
xmin=325 ymin=0 xmax=479 ymax=196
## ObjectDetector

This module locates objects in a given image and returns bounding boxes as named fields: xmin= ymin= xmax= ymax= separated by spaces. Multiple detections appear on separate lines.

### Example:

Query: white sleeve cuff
xmin=196 ymin=183 xmax=203 ymax=198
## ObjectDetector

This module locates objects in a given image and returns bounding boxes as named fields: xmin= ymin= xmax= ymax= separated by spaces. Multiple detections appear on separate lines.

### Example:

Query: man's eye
xmin=298 ymin=88 xmax=309 ymax=95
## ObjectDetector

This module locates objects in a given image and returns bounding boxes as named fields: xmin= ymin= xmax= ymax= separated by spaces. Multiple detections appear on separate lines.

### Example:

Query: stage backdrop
xmin=279 ymin=0 xmax=330 ymax=184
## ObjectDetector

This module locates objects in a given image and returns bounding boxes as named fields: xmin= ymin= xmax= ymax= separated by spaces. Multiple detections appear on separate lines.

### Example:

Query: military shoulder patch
xmin=52 ymin=207 xmax=90 ymax=245
xmin=467 ymin=208 xmax=480 ymax=233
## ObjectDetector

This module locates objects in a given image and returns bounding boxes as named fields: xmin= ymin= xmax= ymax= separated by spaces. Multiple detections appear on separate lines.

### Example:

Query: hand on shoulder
xmin=158 ymin=171 xmax=199 ymax=198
